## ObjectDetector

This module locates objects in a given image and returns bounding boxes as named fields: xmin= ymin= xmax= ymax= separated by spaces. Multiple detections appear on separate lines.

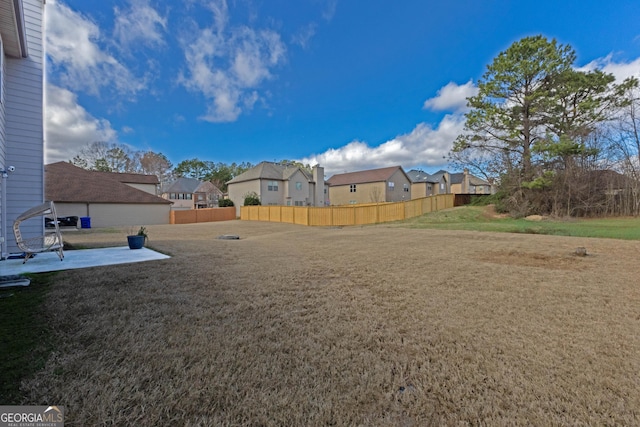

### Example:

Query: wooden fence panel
xmin=258 ymin=206 xmax=271 ymax=221
xmin=375 ymin=203 xmax=401 ymax=223
xmin=332 ymin=207 xmax=355 ymax=226
xmin=281 ymin=206 xmax=295 ymax=223
xmin=293 ymin=207 xmax=309 ymax=225
xmin=269 ymin=206 xmax=282 ymax=222
xmin=354 ymin=205 xmax=378 ymax=225
xmin=171 ymin=207 xmax=236 ymax=224
xmin=308 ymin=207 xmax=332 ymax=226
xmin=404 ymin=199 xmax=423 ymax=219
xmin=239 ymin=194 xmax=454 ymax=227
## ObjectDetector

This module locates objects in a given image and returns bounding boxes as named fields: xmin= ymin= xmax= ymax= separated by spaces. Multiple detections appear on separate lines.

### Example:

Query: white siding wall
xmin=3 ymin=0 xmax=44 ymax=254
xmin=0 ymin=36 xmax=7 ymax=256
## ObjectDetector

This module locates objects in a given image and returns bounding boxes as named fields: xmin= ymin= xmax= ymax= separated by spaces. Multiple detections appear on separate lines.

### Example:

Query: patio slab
xmin=0 ymin=247 xmax=171 ymax=276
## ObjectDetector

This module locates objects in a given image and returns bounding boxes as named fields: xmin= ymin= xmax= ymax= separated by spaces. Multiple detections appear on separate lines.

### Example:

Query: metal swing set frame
xmin=12 ymin=201 xmax=64 ymax=264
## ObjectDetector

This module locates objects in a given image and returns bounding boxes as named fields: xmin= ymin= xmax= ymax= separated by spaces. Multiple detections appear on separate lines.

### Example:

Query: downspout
xmin=1 ymin=171 xmax=7 ymax=259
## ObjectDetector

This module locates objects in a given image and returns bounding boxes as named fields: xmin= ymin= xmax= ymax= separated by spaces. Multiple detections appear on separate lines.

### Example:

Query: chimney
xmin=312 ymin=165 xmax=325 ymax=206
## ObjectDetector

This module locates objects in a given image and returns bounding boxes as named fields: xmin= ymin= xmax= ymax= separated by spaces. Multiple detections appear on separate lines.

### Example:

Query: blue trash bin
xmin=80 ymin=216 xmax=91 ymax=229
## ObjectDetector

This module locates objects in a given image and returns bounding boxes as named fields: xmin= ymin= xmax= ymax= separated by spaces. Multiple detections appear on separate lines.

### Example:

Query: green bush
xmin=244 ymin=192 xmax=261 ymax=206
xmin=218 ymin=199 xmax=234 ymax=207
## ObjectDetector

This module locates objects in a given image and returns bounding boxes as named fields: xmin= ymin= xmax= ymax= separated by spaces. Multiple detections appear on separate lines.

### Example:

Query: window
xmin=403 ymin=184 xmax=409 ymax=192
xmin=295 ymin=182 xmax=302 ymax=190
xmin=427 ymin=185 xmax=432 ymax=191
xmin=268 ymin=181 xmax=279 ymax=191
xmin=440 ymin=183 xmax=445 ymax=191
xmin=388 ymin=181 xmax=395 ymax=190
xmin=294 ymin=201 xmax=304 ymax=206
xmin=350 ymin=184 xmax=357 ymax=193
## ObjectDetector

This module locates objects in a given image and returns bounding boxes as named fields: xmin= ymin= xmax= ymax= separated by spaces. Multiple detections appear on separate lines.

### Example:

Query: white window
xmin=350 ymin=184 xmax=356 ymax=193
xmin=403 ymin=184 xmax=409 ymax=192
xmin=268 ymin=181 xmax=279 ymax=191
xmin=388 ymin=181 xmax=395 ymax=190
xmin=295 ymin=182 xmax=302 ymax=190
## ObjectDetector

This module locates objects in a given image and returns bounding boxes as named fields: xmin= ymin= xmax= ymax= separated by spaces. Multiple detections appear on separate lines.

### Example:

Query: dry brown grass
xmin=21 ymin=221 xmax=640 ymax=425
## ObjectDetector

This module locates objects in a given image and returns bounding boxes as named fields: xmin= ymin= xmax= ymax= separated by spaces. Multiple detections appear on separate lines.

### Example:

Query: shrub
xmin=218 ymin=199 xmax=234 ymax=207
xmin=244 ymin=192 xmax=261 ymax=206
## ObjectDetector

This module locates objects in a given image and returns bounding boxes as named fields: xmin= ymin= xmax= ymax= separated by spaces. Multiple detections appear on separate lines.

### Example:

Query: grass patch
xmin=401 ymin=206 xmax=640 ymax=240
xmin=0 ymin=273 xmax=57 ymax=403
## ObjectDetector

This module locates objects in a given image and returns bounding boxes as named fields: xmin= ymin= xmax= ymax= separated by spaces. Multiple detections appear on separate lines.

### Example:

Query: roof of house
xmin=162 ymin=177 xmax=222 ymax=195
xmin=326 ymin=166 xmax=407 ymax=186
xmin=407 ymin=169 xmax=438 ymax=183
xmin=45 ymin=162 xmax=172 ymax=205
xmin=227 ymin=161 xmax=312 ymax=185
xmin=93 ymin=170 xmax=159 ymax=185
xmin=450 ymin=172 xmax=491 ymax=186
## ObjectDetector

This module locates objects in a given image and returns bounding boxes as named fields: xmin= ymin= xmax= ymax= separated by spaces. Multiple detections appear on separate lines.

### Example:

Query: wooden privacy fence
xmin=240 ymin=194 xmax=454 ymax=226
xmin=170 ymin=207 xmax=236 ymax=224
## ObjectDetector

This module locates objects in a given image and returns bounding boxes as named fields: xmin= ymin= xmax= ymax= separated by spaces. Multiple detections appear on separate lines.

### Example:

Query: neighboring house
xmin=0 ymin=0 xmax=45 ymax=258
xmin=450 ymin=169 xmax=492 ymax=194
xmin=45 ymin=162 xmax=172 ymax=227
xmin=227 ymin=162 xmax=326 ymax=216
xmin=326 ymin=166 xmax=411 ymax=205
xmin=94 ymin=170 xmax=160 ymax=195
xmin=407 ymin=169 xmax=450 ymax=198
xmin=161 ymin=177 xmax=223 ymax=210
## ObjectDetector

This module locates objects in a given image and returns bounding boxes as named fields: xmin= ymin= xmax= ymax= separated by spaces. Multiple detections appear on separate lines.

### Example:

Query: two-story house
xmin=226 ymin=162 xmax=326 ymax=216
xmin=326 ymin=166 xmax=411 ymax=205
xmin=161 ymin=177 xmax=223 ymax=210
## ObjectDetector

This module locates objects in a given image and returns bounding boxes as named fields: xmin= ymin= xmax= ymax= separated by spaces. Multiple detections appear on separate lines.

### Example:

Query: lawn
xmin=401 ymin=205 xmax=640 ymax=240
xmin=2 ymin=219 xmax=640 ymax=425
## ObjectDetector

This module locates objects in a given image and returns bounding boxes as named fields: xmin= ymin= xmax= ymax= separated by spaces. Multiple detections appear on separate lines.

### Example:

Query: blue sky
xmin=44 ymin=0 xmax=640 ymax=176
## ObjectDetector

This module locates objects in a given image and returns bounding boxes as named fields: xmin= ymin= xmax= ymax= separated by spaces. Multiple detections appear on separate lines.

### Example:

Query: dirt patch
xmin=477 ymin=249 xmax=591 ymax=270
xmin=482 ymin=204 xmax=509 ymax=219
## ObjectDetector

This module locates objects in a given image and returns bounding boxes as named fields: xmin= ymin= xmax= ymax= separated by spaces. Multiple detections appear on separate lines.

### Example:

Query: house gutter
xmin=13 ymin=0 xmax=29 ymax=58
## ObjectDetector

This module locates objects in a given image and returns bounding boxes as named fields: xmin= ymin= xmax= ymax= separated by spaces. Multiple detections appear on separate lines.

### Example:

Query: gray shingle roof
xmin=407 ymin=169 xmax=437 ymax=183
xmin=227 ymin=162 xmax=311 ymax=184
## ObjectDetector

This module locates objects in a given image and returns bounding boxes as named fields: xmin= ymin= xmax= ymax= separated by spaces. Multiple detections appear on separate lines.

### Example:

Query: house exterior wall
xmin=2 ymin=0 xmax=44 ymax=255
xmin=330 ymin=182 xmax=385 ymax=205
xmin=55 ymin=202 xmax=170 ymax=227
xmin=411 ymin=182 xmax=435 ymax=199
xmin=227 ymin=179 xmax=261 ymax=216
xmin=125 ymin=182 xmax=157 ymax=195
xmin=385 ymin=169 xmax=411 ymax=202
xmin=165 ymin=197 xmax=192 ymax=210
xmin=284 ymin=169 xmax=310 ymax=206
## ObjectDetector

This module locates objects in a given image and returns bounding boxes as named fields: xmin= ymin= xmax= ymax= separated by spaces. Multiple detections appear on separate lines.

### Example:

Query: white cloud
xmin=179 ymin=1 xmax=286 ymax=122
xmin=301 ymin=114 xmax=466 ymax=176
xmin=45 ymin=0 xmax=146 ymax=97
xmin=45 ymin=84 xmax=117 ymax=163
xmin=113 ymin=0 xmax=167 ymax=49
xmin=291 ymin=23 xmax=317 ymax=49
xmin=580 ymin=54 xmax=640 ymax=82
xmin=322 ymin=0 xmax=338 ymax=22
xmin=423 ymin=80 xmax=478 ymax=113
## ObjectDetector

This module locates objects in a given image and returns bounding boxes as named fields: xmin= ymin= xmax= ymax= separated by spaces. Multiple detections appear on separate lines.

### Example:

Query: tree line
xmin=451 ymin=35 xmax=640 ymax=217
xmin=69 ymin=142 xmax=253 ymax=192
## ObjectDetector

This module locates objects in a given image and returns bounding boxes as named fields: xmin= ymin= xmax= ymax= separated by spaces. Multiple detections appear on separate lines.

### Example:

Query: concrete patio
xmin=0 ymin=246 xmax=171 ymax=276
